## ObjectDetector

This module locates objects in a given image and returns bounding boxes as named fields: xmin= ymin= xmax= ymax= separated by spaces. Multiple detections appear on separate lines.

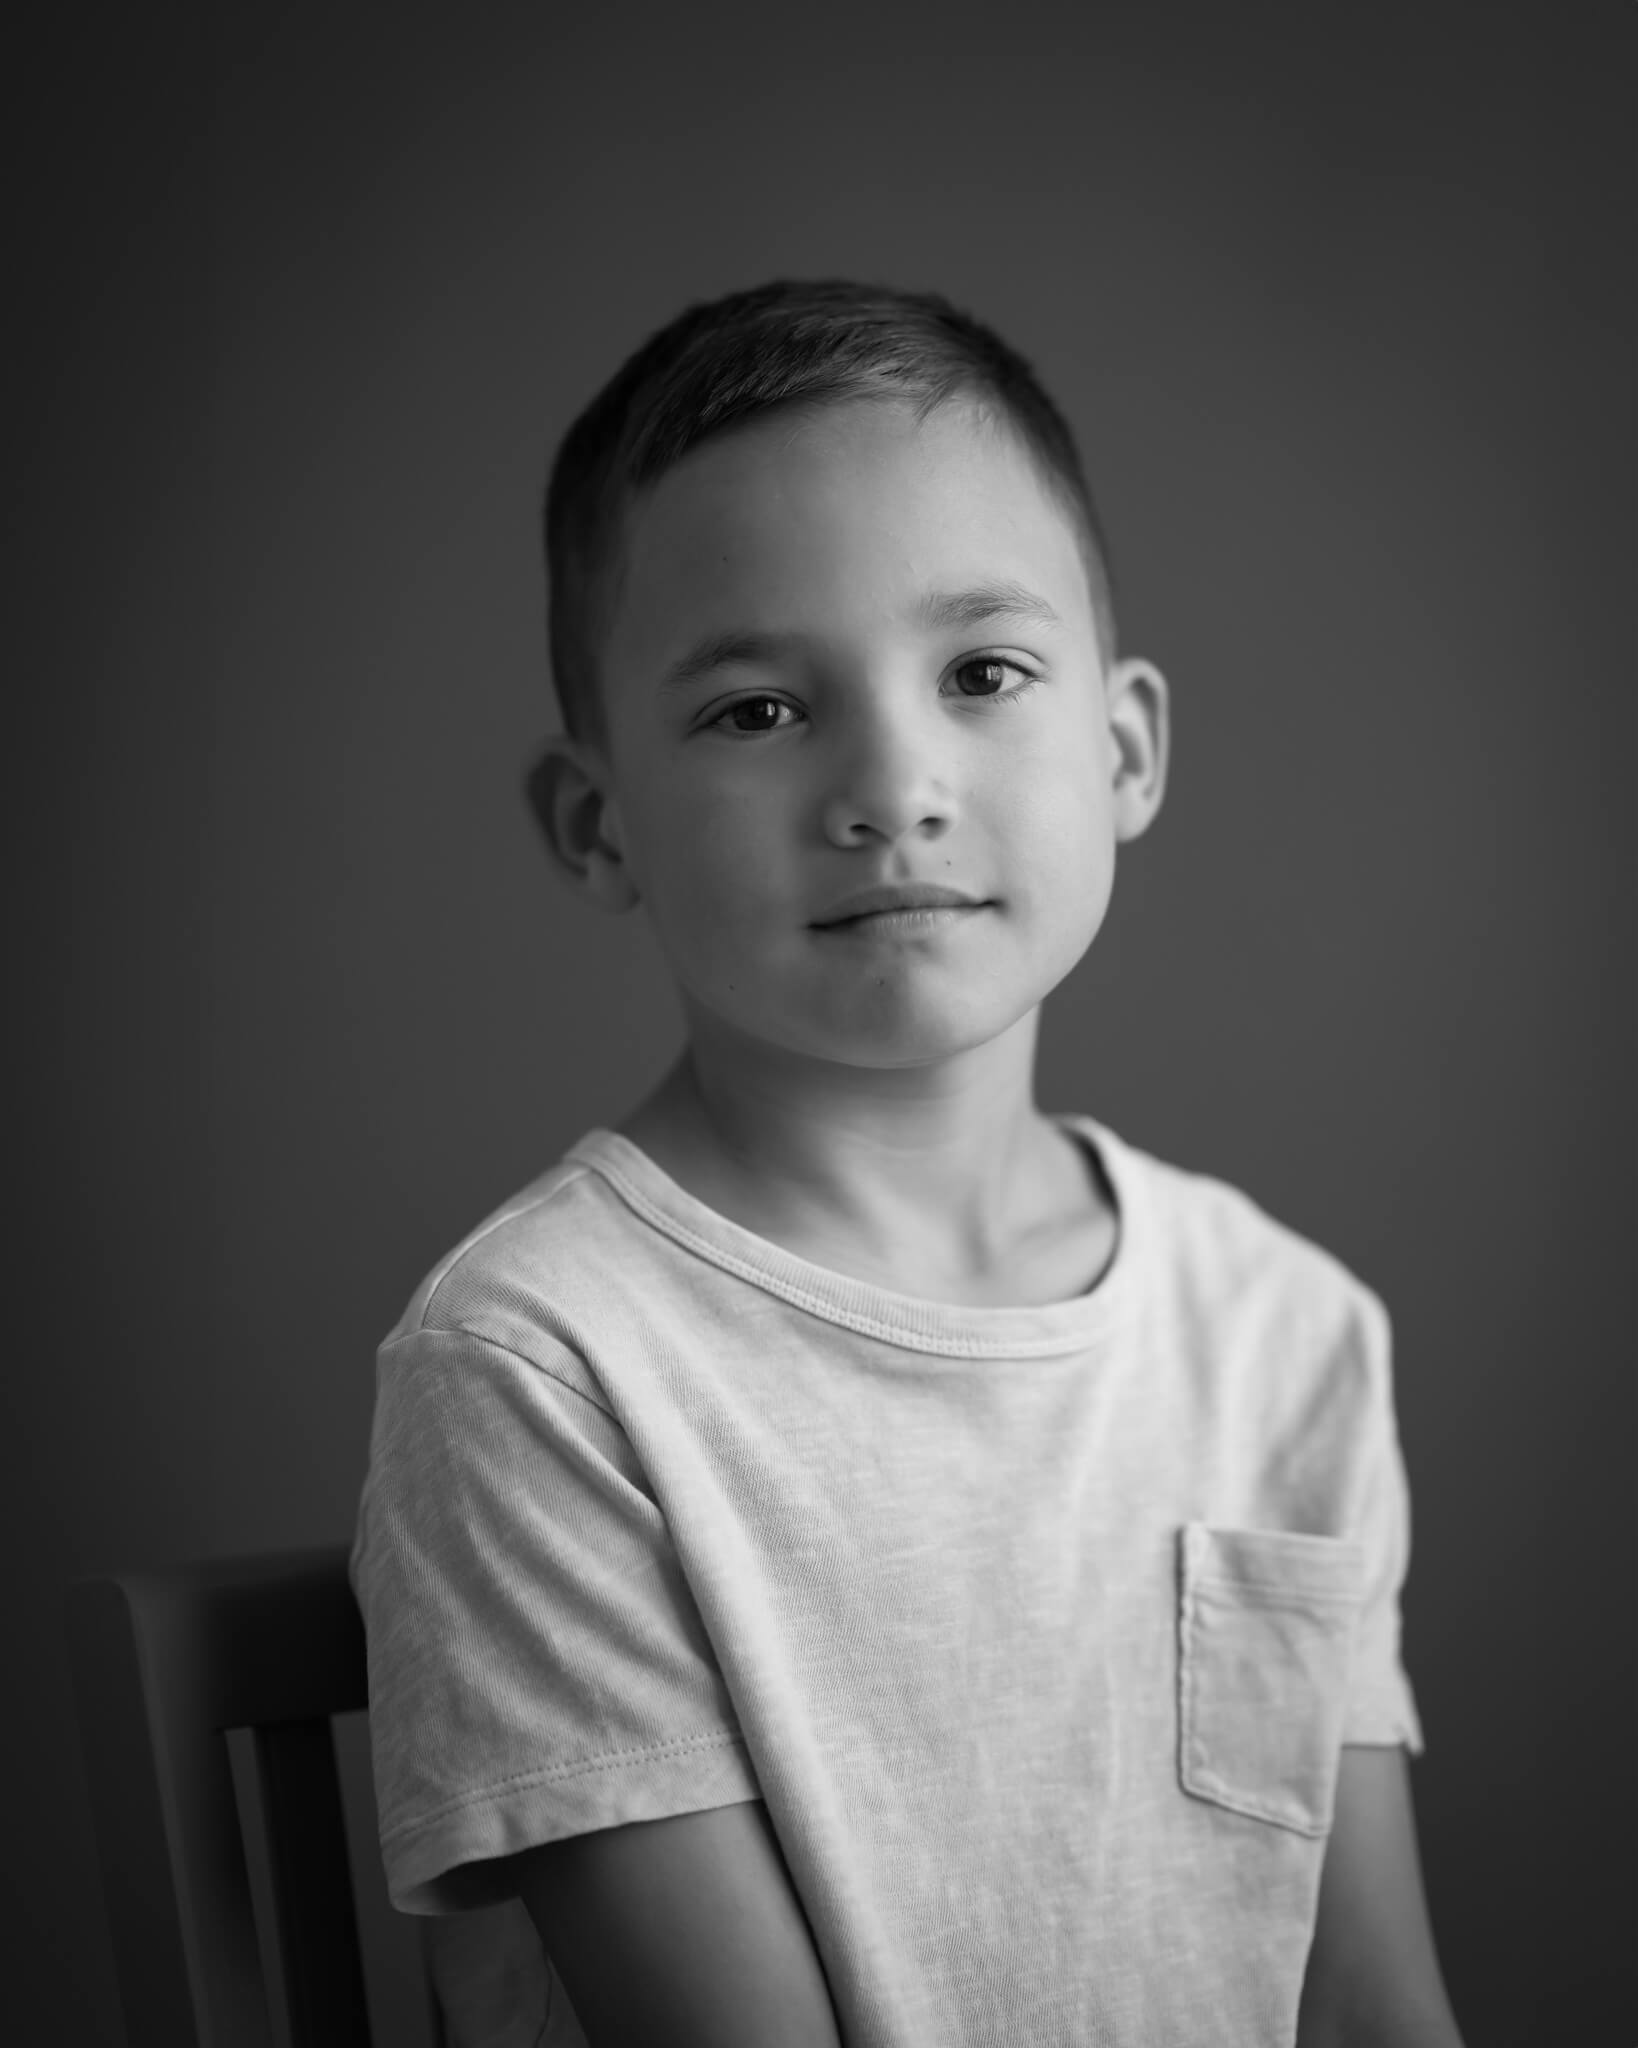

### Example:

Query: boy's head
xmin=544 ymin=278 xmax=1119 ymax=757
xmin=531 ymin=278 xmax=1167 ymax=1074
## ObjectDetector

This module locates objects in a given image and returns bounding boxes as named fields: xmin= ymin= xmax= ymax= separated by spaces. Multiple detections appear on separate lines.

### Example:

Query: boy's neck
xmin=615 ymin=1014 xmax=1110 ymax=1290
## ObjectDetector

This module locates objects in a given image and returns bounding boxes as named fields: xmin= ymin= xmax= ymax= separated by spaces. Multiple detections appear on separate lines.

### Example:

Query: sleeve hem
xmin=1341 ymin=1689 xmax=1426 ymax=1757
xmin=384 ymin=1732 xmax=762 ymax=1914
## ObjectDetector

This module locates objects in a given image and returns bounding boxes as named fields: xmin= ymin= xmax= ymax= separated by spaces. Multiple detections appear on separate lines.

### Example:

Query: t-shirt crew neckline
xmin=563 ymin=1112 xmax=1138 ymax=1359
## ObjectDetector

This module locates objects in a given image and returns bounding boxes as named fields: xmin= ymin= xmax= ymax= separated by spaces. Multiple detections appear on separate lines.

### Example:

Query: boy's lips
xmin=810 ymin=883 xmax=989 ymax=927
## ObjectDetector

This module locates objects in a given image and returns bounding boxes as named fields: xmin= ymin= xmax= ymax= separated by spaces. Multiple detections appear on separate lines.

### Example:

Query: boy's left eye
xmin=948 ymin=655 xmax=1036 ymax=700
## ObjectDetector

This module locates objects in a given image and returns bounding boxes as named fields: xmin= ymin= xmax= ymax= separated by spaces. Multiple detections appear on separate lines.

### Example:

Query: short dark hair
xmin=542 ymin=277 xmax=1118 ymax=750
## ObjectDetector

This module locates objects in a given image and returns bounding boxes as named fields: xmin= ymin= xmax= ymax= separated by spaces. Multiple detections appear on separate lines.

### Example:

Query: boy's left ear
xmin=1103 ymin=657 xmax=1170 ymax=842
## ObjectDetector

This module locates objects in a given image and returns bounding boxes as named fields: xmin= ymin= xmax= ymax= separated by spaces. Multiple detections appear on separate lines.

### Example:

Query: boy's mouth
xmin=810 ymin=883 xmax=988 ymax=928
xmin=816 ymin=904 xmax=990 ymax=939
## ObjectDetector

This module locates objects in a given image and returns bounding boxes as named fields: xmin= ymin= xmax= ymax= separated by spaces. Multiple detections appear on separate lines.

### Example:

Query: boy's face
xmin=577 ymin=395 xmax=1164 ymax=1071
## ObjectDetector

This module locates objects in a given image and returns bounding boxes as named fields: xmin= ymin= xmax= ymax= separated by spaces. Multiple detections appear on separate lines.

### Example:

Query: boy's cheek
xmin=618 ymin=788 xmax=741 ymax=903
xmin=635 ymin=837 xmax=787 ymax=948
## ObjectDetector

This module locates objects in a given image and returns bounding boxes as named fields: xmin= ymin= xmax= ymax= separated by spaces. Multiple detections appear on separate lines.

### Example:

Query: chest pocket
xmin=1177 ymin=1523 xmax=1364 ymax=1837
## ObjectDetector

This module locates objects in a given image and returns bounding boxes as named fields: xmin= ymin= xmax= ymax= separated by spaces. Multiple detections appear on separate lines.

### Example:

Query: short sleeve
xmin=351 ymin=1324 xmax=761 ymax=1913
xmin=1339 ymin=1287 xmax=1427 ymax=1754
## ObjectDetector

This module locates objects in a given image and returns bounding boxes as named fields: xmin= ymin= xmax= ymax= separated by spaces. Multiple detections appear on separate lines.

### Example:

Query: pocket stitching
xmin=1177 ymin=1526 xmax=1360 ymax=1838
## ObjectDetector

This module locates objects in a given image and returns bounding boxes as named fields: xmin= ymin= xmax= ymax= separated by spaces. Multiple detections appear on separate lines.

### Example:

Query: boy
xmin=351 ymin=278 xmax=1465 ymax=2047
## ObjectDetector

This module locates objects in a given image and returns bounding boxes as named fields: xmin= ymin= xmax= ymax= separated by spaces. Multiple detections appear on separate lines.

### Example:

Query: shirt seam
xmin=377 ymin=1323 xmax=615 ymax=1420
xmin=417 ymin=1161 xmax=600 ymax=1330
xmin=380 ymin=1729 xmax=750 ymax=1843
xmin=581 ymin=1146 xmax=1128 ymax=1358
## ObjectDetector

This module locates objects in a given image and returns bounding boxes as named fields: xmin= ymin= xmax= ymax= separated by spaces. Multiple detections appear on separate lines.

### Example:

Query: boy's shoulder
xmin=382 ymin=1139 xmax=626 ymax=1348
xmin=1091 ymin=1117 xmax=1388 ymax=1339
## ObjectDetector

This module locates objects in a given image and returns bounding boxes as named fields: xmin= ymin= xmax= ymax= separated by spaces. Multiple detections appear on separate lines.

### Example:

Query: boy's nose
xmin=818 ymin=724 xmax=956 ymax=848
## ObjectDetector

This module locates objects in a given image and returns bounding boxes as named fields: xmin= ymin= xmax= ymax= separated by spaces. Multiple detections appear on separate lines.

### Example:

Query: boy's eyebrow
xmin=656 ymin=579 xmax=1064 ymax=693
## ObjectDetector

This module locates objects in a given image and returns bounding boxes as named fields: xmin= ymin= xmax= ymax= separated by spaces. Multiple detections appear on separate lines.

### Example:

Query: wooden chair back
xmin=66 ymin=1544 xmax=439 ymax=2048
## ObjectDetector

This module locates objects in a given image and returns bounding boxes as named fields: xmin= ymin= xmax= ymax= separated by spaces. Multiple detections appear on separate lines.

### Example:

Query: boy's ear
xmin=523 ymin=735 xmax=641 ymax=913
xmin=1104 ymin=657 xmax=1170 ymax=844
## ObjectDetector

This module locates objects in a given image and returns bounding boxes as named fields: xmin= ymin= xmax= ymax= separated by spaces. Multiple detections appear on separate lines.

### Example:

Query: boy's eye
xmin=948 ymin=655 xmax=1035 ymax=699
xmin=709 ymin=695 xmax=799 ymax=736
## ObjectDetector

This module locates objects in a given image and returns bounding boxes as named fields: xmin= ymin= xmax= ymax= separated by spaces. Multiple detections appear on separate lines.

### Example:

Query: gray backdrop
xmin=15 ymin=4 xmax=1633 ymax=2043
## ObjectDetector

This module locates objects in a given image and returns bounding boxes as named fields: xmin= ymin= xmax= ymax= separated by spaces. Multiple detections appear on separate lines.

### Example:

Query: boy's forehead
xmin=604 ymin=399 xmax=1093 ymax=685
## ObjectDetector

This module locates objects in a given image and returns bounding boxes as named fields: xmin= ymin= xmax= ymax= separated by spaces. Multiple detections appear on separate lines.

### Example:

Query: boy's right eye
xmin=707 ymin=696 xmax=802 ymax=737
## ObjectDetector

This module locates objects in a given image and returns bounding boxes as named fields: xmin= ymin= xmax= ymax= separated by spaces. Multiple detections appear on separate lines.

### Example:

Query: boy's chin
xmin=716 ymin=995 xmax=1041 ymax=1073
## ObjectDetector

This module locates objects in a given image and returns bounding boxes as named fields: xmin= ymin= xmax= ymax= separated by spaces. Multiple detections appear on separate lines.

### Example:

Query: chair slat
xmin=253 ymin=1719 xmax=374 ymax=2048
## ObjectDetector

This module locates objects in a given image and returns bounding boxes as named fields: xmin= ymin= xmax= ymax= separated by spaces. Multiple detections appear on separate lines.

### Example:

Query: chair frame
xmin=66 ymin=1543 xmax=431 ymax=2048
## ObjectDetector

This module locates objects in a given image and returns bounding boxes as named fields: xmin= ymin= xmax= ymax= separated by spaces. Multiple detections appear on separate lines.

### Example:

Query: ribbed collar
xmin=564 ymin=1113 xmax=1142 ymax=1359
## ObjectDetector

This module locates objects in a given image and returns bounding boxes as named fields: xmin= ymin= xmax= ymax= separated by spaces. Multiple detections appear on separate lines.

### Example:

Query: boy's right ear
xmin=523 ymin=736 xmax=641 ymax=913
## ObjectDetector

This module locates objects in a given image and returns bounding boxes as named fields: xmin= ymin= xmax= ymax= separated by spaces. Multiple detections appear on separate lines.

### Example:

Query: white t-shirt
xmin=350 ymin=1114 xmax=1424 ymax=2048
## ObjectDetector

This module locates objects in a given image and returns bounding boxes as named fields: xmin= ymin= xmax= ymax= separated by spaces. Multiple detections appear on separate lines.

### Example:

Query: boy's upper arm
xmin=358 ymin=1326 xmax=762 ymax=1911
xmin=1296 ymin=1746 xmax=1464 ymax=2048
xmin=505 ymin=1799 xmax=843 ymax=2048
